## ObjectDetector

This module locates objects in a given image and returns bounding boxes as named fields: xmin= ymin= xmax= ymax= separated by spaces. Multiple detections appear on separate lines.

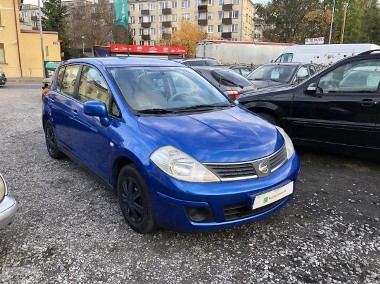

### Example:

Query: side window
xmin=78 ymin=65 xmax=110 ymax=107
xmin=60 ymin=65 xmax=81 ymax=96
xmin=296 ymin=66 xmax=309 ymax=82
xmin=55 ymin=66 xmax=66 ymax=92
xmin=318 ymin=59 xmax=380 ymax=94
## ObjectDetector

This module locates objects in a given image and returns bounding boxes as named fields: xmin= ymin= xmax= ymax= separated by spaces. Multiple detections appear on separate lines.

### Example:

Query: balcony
xmin=162 ymin=21 xmax=172 ymax=28
xmin=32 ymin=26 xmax=39 ymax=31
xmin=162 ymin=33 xmax=171 ymax=40
xmin=162 ymin=8 xmax=172 ymax=15
xmin=141 ymin=22 xmax=151 ymax=28
xmin=31 ymin=15 xmax=38 ymax=21
xmin=197 ymin=5 xmax=208 ymax=12
xmin=221 ymin=32 xmax=232 ymax=39
xmin=222 ymin=18 xmax=232 ymax=25
xmin=141 ymin=9 xmax=150 ymax=15
xmin=142 ymin=34 xmax=151 ymax=41
xmin=222 ymin=4 xmax=233 ymax=11
xmin=198 ymin=19 xmax=208 ymax=26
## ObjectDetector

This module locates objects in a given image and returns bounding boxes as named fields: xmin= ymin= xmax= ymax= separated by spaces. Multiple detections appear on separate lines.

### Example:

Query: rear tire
xmin=117 ymin=165 xmax=156 ymax=234
xmin=44 ymin=120 xmax=65 ymax=159
xmin=256 ymin=112 xmax=280 ymax=127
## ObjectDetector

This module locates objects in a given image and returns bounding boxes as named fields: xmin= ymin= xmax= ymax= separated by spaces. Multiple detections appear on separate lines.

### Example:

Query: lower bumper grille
xmin=224 ymin=197 xmax=287 ymax=221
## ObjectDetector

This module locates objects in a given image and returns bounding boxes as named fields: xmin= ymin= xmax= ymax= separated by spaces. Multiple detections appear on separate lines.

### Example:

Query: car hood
xmin=137 ymin=106 xmax=283 ymax=163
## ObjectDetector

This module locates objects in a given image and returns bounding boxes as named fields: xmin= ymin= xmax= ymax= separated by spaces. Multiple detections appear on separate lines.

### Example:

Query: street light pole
xmin=37 ymin=0 xmax=45 ymax=78
xmin=328 ymin=0 xmax=337 ymax=44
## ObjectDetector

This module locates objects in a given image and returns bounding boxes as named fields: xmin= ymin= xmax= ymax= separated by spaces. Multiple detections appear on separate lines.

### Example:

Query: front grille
xmin=204 ymin=145 xmax=288 ymax=181
xmin=269 ymin=145 xmax=287 ymax=171
xmin=205 ymin=163 xmax=257 ymax=181
xmin=224 ymin=197 xmax=286 ymax=221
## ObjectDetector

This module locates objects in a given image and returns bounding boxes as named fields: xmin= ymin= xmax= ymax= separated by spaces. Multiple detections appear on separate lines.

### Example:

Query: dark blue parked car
xmin=42 ymin=57 xmax=300 ymax=233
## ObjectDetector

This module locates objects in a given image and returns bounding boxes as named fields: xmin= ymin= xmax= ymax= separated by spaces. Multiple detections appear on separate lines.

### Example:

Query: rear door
xmin=49 ymin=64 xmax=81 ymax=150
xmin=290 ymin=58 xmax=380 ymax=148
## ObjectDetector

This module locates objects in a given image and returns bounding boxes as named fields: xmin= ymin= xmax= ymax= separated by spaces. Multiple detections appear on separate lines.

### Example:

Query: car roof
xmin=261 ymin=62 xmax=311 ymax=67
xmin=181 ymin=57 xmax=219 ymax=62
xmin=62 ymin=57 xmax=184 ymax=68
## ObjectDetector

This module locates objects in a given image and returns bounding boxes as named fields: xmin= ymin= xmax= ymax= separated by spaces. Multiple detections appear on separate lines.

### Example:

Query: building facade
xmin=127 ymin=0 xmax=255 ymax=45
xmin=0 ymin=0 xmax=61 ymax=78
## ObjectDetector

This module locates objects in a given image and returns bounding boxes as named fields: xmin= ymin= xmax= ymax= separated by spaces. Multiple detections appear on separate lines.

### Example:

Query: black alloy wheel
xmin=44 ymin=120 xmax=65 ymax=159
xmin=118 ymin=165 xmax=156 ymax=233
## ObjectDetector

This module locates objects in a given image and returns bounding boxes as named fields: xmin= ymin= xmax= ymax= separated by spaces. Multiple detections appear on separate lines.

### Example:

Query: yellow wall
xmin=0 ymin=0 xmax=61 ymax=78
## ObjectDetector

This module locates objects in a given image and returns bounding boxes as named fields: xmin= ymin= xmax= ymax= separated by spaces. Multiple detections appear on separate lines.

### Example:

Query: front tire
xmin=117 ymin=165 xmax=156 ymax=234
xmin=44 ymin=120 xmax=65 ymax=159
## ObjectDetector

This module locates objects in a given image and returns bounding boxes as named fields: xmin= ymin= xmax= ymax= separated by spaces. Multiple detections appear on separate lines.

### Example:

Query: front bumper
xmin=147 ymin=153 xmax=300 ymax=232
xmin=0 ymin=76 xmax=7 ymax=85
xmin=0 ymin=195 xmax=18 ymax=229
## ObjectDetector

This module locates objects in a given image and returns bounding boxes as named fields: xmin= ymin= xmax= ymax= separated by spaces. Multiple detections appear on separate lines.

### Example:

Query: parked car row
xmin=238 ymin=49 xmax=380 ymax=157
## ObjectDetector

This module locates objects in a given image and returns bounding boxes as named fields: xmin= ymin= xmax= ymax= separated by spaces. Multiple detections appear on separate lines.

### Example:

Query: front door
xmin=290 ymin=58 xmax=380 ymax=149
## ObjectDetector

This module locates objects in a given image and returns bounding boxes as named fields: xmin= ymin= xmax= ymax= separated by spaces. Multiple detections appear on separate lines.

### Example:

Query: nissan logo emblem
xmin=258 ymin=162 xmax=269 ymax=174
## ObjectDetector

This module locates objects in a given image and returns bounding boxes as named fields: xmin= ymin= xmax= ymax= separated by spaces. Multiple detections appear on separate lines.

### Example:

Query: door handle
xmin=71 ymin=110 xmax=78 ymax=116
xmin=361 ymin=99 xmax=375 ymax=107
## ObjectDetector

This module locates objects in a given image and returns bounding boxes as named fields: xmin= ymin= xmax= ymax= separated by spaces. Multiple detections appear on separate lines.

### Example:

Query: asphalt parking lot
xmin=0 ymin=82 xmax=379 ymax=284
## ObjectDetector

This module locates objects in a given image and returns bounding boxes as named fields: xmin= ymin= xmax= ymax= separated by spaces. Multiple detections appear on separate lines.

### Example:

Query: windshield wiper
xmin=176 ymin=104 xmax=233 ymax=112
xmin=138 ymin=108 xmax=176 ymax=114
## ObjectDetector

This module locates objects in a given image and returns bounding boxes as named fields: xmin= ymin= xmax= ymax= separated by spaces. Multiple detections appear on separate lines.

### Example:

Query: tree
xmin=256 ymin=0 xmax=322 ymax=43
xmin=111 ymin=25 xmax=134 ymax=45
xmin=41 ymin=0 xmax=68 ymax=38
xmin=161 ymin=20 xmax=208 ymax=57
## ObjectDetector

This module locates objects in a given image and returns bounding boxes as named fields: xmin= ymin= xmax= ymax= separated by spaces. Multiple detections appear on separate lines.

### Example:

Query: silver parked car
xmin=0 ymin=173 xmax=17 ymax=229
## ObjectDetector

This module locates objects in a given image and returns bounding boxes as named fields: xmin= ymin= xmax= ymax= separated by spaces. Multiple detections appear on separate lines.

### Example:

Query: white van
xmin=274 ymin=43 xmax=380 ymax=65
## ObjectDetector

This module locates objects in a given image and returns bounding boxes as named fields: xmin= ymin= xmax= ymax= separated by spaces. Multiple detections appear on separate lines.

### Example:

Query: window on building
xmin=172 ymin=27 xmax=177 ymax=33
xmin=140 ymin=41 xmax=145 ymax=45
xmin=218 ymin=0 xmax=224 ymax=5
xmin=229 ymin=24 xmax=238 ymax=32
xmin=131 ymin=29 xmax=136 ymax=36
xmin=232 ymin=0 xmax=239 ymax=4
xmin=138 ymin=3 xmax=144 ymax=10
xmin=150 ymin=28 xmax=156 ymax=35
xmin=218 ymin=25 xmax=223 ymax=32
xmin=207 ymin=25 xmax=214 ymax=33
xmin=199 ymin=13 xmax=207 ymax=20
xmin=148 ymin=3 xmax=156 ymax=10
xmin=138 ymin=16 xmax=143 ymax=23
xmin=181 ymin=13 xmax=190 ymax=20
xmin=139 ymin=28 xmax=144 ymax=35
xmin=218 ymin=11 xmax=223 ymax=19
xmin=129 ymin=16 xmax=135 ymax=24
xmin=150 ymin=40 xmax=156 ymax=45
xmin=172 ymin=1 xmax=177 ymax=8
xmin=0 ymin=43 xmax=5 ymax=64
xmin=208 ymin=0 xmax=214 ymax=5
xmin=172 ymin=14 xmax=177 ymax=21
xmin=181 ymin=1 xmax=190 ymax=8
xmin=130 ymin=4 xmax=135 ymax=11
xmin=208 ymin=13 xmax=214 ymax=20
xmin=150 ymin=15 xmax=156 ymax=22
xmin=229 ymin=11 xmax=238 ymax=18
xmin=160 ymin=2 xmax=169 ymax=9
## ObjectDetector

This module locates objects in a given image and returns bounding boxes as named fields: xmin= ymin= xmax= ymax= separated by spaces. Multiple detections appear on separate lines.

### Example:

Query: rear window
xmin=210 ymin=69 xmax=253 ymax=87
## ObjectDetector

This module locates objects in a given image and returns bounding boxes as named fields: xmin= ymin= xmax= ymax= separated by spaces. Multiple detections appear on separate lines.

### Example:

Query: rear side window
xmin=59 ymin=65 xmax=81 ymax=96
xmin=211 ymin=69 xmax=252 ymax=87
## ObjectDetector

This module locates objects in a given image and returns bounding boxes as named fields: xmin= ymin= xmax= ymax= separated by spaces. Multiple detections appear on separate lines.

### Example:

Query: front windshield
xmin=246 ymin=65 xmax=297 ymax=83
xmin=109 ymin=66 xmax=231 ymax=112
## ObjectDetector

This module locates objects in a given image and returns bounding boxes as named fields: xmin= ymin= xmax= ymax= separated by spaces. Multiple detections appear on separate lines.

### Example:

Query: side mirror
xmin=84 ymin=101 xmax=110 ymax=127
xmin=304 ymin=83 xmax=317 ymax=95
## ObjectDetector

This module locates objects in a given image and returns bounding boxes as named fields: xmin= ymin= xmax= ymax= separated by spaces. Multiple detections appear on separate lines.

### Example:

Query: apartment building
xmin=127 ymin=0 xmax=256 ymax=45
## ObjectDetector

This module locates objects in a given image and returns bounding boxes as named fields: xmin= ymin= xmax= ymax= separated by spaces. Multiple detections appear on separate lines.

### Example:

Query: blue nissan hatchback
xmin=42 ymin=57 xmax=300 ymax=233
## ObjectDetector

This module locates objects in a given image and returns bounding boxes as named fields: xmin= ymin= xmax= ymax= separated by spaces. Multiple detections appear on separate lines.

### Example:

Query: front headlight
xmin=0 ymin=174 xmax=7 ymax=202
xmin=150 ymin=146 xmax=220 ymax=183
xmin=275 ymin=126 xmax=295 ymax=159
